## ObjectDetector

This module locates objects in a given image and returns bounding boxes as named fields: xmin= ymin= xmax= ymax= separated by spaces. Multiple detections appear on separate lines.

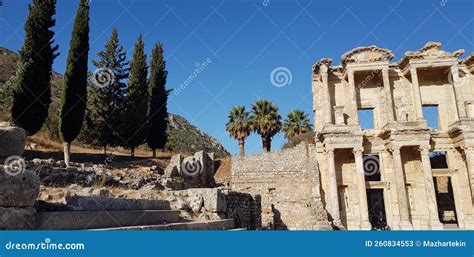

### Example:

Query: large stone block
xmin=0 ymin=207 xmax=36 ymax=230
xmin=37 ymin=210 xmax=180 ymax=230
xmin=65 ymin=196 xmax=171 ymax=211
xmin=186 ymin=188 xmax=226 ymax=213
xmin=164 ymin=151 xmax=216 ymax=187
xmin=0 ymin=168 xmax=40 ymax=207
xmin=0 ymin=126 xmax=26 ymax=159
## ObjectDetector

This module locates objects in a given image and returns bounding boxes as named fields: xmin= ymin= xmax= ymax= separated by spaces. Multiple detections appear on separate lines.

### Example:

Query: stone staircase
xmin=91 ymin=219 xmax=235 ymax=231
xmin=36 ymin=196 xmax=234 ymax=230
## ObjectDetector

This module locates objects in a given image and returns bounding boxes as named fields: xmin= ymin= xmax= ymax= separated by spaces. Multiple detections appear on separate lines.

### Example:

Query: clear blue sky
xmin=1 ymin=0 xmax=473 ymax=155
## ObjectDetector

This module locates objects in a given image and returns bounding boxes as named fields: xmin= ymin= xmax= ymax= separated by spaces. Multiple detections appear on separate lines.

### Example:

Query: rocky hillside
xmin=0 ymin=47 xmax=229 ymax=157
xmin=0 ymin=47 xmax=21 ymax=120
xmin=166 ymin=114 xmax=228 ymax=156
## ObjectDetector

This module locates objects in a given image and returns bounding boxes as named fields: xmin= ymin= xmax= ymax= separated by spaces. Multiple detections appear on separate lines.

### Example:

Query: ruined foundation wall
xmin=231 ymin=143 xmax=330 ymax=230
xmin=223 ymin=191 xmax=261 ymax=230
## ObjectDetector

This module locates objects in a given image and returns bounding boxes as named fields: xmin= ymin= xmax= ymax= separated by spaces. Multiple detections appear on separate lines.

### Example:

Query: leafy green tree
xmin=282 ymin=109 xmax=313 ymax=139
xmin=11 ymin=0 xmax=59 ymax=135
xmin=58 ymin=0 xmax=90 ymax=166
xmin=123 ymin=35 xmax=148 ymax=156
xmin=147 ymin=43 xmax=170 ymax=158
xmin=250 ymin=99 xmax=281 ymax=152
xmin=83 ymin=28 xmax=129 ymax=153
xmin=226 ymin=106 xmax=251 ymax=157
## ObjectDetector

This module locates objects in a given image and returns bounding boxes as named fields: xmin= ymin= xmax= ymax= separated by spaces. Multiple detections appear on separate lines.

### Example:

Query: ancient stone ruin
xmin=232 ymin=143 xmax=331 ymax=230
xmin=232 ymin=42 xmax=474 ymax=230
xmin=0 ymin=124 xmax=39 ymax=229
xmin=164 ymin=151 xmax=215 ymax=187
xmin=2 ymin=42 xmax=473 ymax=231
xmin=0 ymin=123 xmax=257 ymax=230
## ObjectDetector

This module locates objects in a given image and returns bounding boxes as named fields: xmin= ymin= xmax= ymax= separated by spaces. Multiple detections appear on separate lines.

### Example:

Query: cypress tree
xmin=122 ymin=35 xmax=148 ymax=157
xmin=58 ymin=0 xmax=90 ymax=166
xmin=84 ymin=28 xmax=128 ymax=154
xmin=11 ymin=0 xmax=59 ymax=135
xmin=147 ymin=43 xmax=170 ymax=158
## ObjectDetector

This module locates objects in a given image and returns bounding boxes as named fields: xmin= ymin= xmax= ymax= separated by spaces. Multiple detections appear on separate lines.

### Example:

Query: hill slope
xmin=0 ymin=47 xmax=229 ymax=157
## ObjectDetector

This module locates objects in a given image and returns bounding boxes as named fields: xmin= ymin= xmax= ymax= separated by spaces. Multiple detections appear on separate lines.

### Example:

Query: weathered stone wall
xmin=231 ymin=143 xmax=331 ymax=230
xmin=223 ymin=190 xmax=261 ymax=230
xmin=0 ymin=126 xmax=40 ymax=230
xmin=0 ymin=124 xmax=26 ymax=161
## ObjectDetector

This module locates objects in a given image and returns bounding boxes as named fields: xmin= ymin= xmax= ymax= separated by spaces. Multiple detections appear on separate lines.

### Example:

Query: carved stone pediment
xmin=464 ymin=52 xmax=474 ymax=73
xmin=341 ymin=45 xmax=394 ymax=68
xmin=312 ymin=58 xmax=332 ymax=74
xmin=399 ymin=42 xmax=465 ymax=70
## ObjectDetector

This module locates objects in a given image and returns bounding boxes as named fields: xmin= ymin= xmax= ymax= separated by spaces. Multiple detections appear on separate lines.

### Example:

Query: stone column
xmin=382 ymin=68 xmax=395 ymax=121
xmin=381 ymin=150 xmax=400 ymax=229
xmin=347 ymin=69 xmax=359 ymax=125
xmin=463 ymin=146 xmax=474 ymax=200
xmin=419 ymin=145 xmax=444 ymax=230
xmin=327 ymin=149 xmax=343 ymax=228
xmin=322 ymin=66 xmax=332 ymax=125
xmin=353 ymin=148 xmax=372 ymax=230
xmin=450 ymin=64 xmax=467 ymax=118
xmin=391 ymin=146 xmax=413 ymax=230
xmin=410 ymin=67 xmax=424 ymax=121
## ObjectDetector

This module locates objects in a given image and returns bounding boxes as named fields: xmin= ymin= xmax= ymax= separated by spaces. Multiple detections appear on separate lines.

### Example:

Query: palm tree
xmin=250 ymin=99 xmax=282 ymax=152
xmin=282 ymin=109 xmax=313 ymax=139
xmin=226 ymin=106 xmax=252 ymax=157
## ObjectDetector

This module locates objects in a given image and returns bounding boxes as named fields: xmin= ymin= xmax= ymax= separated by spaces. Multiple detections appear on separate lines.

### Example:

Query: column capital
xmin=326 ymin=149 xmax=335 ymax=157
xmin=450 ymin=63 xmax=459 ymax=71
xmin=347 ymin=68 xmax=354 ymax=76
xmin=418 ymin=145 xmax=431 ymax=154
xmin=352 ymin=147 xmax=364 ymax=156
xmin=388 ymin=145 xmax=401 ymax=154
xmin=461 ymin=145 xmax=474 ymax=153
xmin=410 ymin=66 xmax=418 ymax=75
xmin=320 ymin=65 xmax=329 ymax=74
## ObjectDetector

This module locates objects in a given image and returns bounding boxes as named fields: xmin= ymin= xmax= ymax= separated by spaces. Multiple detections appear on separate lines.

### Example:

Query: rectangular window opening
xmin=423 ymin=105 xmax=439 ymax=130
xmin=358 ymin=108 xmax=374 ymax=129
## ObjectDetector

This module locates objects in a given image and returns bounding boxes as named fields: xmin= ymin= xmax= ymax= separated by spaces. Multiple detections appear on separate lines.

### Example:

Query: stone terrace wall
xmin=231 ymin=143 xmax=331 ymax=230
xmin=223 ymin=190 xmax=261 ymax=230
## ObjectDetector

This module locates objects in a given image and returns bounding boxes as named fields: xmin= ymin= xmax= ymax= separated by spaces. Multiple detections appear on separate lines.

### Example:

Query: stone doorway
xmin=434 ymin=176 xmax=458 ymax=226
xmin=366 ymin=189 xmax=388 ymax=230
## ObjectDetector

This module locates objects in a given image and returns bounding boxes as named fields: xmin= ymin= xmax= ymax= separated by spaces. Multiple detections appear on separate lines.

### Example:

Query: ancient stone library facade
xmin=232 ymin=42 xmax=474 ymax=230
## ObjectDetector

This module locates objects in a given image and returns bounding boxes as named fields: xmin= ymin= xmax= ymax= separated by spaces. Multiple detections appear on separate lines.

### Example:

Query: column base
xmin=359 ymin=220 xmax=372 ymax=230
xmin=428 ymin=220 xmax=444 ymax=230
xmin=332 ymin=220 xmax=346 ymax=230
xmin=399 ymin=220 xmax=413 ymax=230
xmin=312 ymin=221 xmax=333 ymax=230
xmin=390 ymin=220 xmax=401 ymax=230
xmin=462 ymin=218 xmax=474 ymax=230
